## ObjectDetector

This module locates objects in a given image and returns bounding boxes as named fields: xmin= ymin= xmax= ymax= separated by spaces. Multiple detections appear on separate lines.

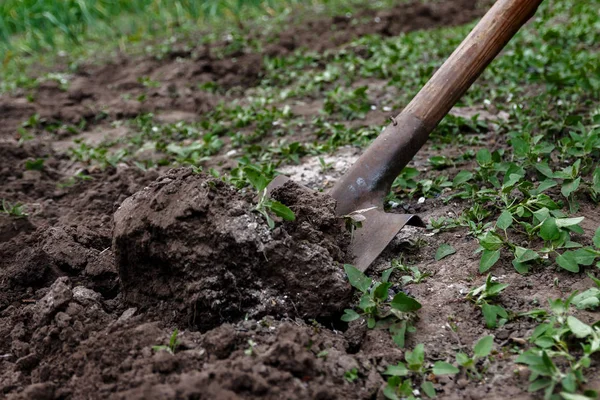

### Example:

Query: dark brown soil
xmin=114 ymin=169 xmax=351 ymax=330
xmin=5 ymin=1 xmax=596 ymax=399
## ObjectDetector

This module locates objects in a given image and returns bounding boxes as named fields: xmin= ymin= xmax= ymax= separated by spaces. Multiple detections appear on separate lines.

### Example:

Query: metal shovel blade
xmin=267 ymin=175 xmax=424 ymax=271
xmin=348 ymin=207 xmax=424 ymax=271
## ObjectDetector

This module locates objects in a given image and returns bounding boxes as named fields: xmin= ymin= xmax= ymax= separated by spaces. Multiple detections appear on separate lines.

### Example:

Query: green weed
xmin=341 ymin=264 xmax=421 ymax=348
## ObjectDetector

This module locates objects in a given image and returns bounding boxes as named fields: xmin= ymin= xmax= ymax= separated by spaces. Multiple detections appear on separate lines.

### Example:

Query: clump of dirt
xmin=113 ymin=168 xmax=352 ymax=330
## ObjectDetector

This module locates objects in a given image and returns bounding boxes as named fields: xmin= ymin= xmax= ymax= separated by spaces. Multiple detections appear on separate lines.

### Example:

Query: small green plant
xmin=344 ymin=368 xmax=359 ymax=383
xmin=383 ymin=344 xmax=459 ymax=399
xmin=340 ymin=206 xmax=376 ymax=240
xmin=466 ymin=274 xmax=509 ymax=329
xmin=152 ymin=329 xmax=180 ymax=355
xmin=516 ymin=293 xmax=600 ymax=399
xmin=385 ymin=258 xmax=432 ymax=285
xmin=1 ymin=200 xmax=28 ymax=218
xmin=24 ymin=158 xmax=45 ymax=171
xmin=323 ymin=86 xmax=371 ymax=120
xmin=455 ymin=335 xmax=494 ymax=380
xmin=571 ymin=274 xmax=600 ymax=310
xmin=341 ymin=264 xmax=421 ymax=348
xmin=244 ymin=339 xmax=258 ymax=356
xmin=243 ymin=167 xmax=295 ymax=229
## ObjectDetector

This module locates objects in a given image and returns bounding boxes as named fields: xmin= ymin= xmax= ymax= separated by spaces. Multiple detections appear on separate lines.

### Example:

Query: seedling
xmin=516 ymin=293 xmax=600 ymax=399
xmin=25 ymin=158 xmax=44 ymax=171
xmin=340 ymin=206 xmax=376 ymax=240
xmin=152 ymin=329 xmax=180 ymax=355
xmin=243 ymin=166 xmax=295 ymax=229
xmin=383 ymin=344 xmax=459 ymax=399
xmin=1 ymin=200 xmax=28 ymax=218
xmin=244 ymin=339 xmax=258 ymax=356
xmin=466 ymin=274 xmax=510 ymax=329
xmin=455 ymin=335 xmax=494 ymax=380
xmin=344 ymin=368 xmax=359 ymax=383
xmin=341 ymin=264 xmax=421 ymax=348
xmin=384 ymin=258 xmax=432 ymax=285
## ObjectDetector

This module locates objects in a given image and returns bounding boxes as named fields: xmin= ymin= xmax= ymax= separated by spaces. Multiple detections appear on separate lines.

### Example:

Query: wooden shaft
xmin=330 ymin=0 xmax=544 ymax=216
xmin=404 ymin=0 xmax=543 ymax=127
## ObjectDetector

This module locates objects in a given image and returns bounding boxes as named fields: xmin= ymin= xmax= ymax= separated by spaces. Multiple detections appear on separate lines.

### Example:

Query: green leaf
xmin=390 ymin=292 xmax=422 ymax=312
xmin=536 ymin=179 xmax=558 ymax=193
xmin=566 ymin=316 xmax=593 ymax=338
xmin=359 ymin=294 xmax=377 ymax=311
xmin=432 ymin=361 xmax=459 ymax=375
xmin=512 ymin=259 xmax=529 ymax=274
xmin=479 ymin=231 xmax=504 ymax=251
xmin=573 ymin=248 xmax=596 ymax=266
xmin=561 ymin=373 xmax=577 ymax=394
xmin=481 ymin=303 xmax=498 ymax=329
xmin=341 ymin=309 xmax=361 ymax=322
xmin=480 ymin=249 xmax=501 ymax=273
xmin=344 ymin=264 xmax=372 ymax=293
xmin=516 ymin=350 xmax=543 ymax=365
xmin=593 ymin=226 xmax=600 ymax=248
xmin=535 ymin=163 xmax=555 ymax=178
xmin=268 ymin=200 xmax=296 ymax=221
xmin=421 ymin=381 xmax=436 ymax=398
xmin=473 ymin=335 xmax=494 ymax=358
xmin=562 ymin=178 xmax=581 ymax=198
xmin=476 ymin=149 xmax=492 ymax=165
xmin=383 ymin=363 xmax=409 ymax=376
xmin=560 ymin=393 xmax=596 ymax=400
xmin=514 ymin=246 xmax=540 ymax=263
xmin=572 ymin=289 xmax=600 ymax=310
xmin=496 ymin=210 xmax=513 ymax=230
xmin=435 ymin=243 xmax=456 ymax=261
xmin=367 ymin=316 xmax=376 ymax=329
xmin=243 ymin=167 xmax=268 ymax=191
xmin=405 ymin=344 xmax=425 ymax=368
xmin=528 ymin=378 xmax=553 ymax=392
xmin=453 ymin=171 xmax=473 ymax=186
xmin=556 ymin=251 xmax=580 ymax=273
xmin=540 ymin=218 xmax=560 ymax=241
xmin=25 ymin=158 xmax=44 ymax=171
xmin=373 ymin=282 xmax=392 ymax=301
xmin=555 ymin=217 xmax=584 ymax=228
xmin=382 ymin=267 xmax=394 ymax=283
xmin=455 ymin=352 xmax=472 ymax=367
xmin=390 ymin=321 xmax=408 ymax=348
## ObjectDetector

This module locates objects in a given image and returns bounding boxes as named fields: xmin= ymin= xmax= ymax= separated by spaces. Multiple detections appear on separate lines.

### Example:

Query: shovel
xmin=269 ymin=0 xmax=544 ymax=271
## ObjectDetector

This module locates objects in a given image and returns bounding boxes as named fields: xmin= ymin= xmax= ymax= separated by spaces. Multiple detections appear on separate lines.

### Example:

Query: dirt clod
xmin=113 ymin=169 xmax=352 ymax=330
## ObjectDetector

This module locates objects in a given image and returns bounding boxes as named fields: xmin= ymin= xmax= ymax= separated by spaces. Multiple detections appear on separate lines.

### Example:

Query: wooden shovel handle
xmin=405 ymin=0 xmax=544 ymax=127
xmin=330 ymin=0 xmax=544 ymax=216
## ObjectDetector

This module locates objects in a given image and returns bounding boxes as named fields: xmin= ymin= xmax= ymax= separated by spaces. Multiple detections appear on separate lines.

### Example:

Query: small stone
xmin=496 ymin=329 xmax=510 ymax=340
xmin=34 ymin=277 xmax=72 ymax=325
xmin=118 ymin=307 xmax=138 ymax=322
xmin=72 ymin=286 xmax=102 ymax=304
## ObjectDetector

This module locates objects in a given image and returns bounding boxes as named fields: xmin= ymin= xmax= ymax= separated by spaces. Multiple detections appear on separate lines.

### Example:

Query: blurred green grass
xmin=0 ymin=0 xmax=290 ymax=53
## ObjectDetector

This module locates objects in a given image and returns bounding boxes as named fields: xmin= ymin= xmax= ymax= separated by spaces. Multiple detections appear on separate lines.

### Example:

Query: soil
xmin=0 ymin=0 xmax=488 ymax=140
xmin=1 ymin=0 xmax=598 ymax=399
xmin=113 ymin=169 xmax=351 ymax=330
